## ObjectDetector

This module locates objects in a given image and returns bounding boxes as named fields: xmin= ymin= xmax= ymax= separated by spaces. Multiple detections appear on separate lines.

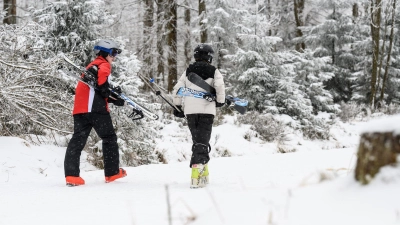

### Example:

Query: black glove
xmin=225 ymin=98 xmax=232 ymax=106
xmin=216 ymin=102 xmax=225 ymax=107
xmin=108 ymin=97 xmax=125 ymax=106
xmin=112 ymin=86 xmax=122 ymax=94
xmin=173 ymin=105 xmax=185 ymax=118
xmin=203 ymin=94 xmax=215 ymax=102
xmin=110 ymin=86 xmax=122 ymax=100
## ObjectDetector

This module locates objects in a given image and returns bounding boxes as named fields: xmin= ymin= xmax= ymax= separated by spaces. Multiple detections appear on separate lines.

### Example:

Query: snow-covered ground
xmin=1 ymin=116 xmax=400 ymax=225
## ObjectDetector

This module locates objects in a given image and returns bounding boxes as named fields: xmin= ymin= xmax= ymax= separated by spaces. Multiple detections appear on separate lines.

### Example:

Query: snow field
xmin=1 ymin=117 xmax=400 ymax=225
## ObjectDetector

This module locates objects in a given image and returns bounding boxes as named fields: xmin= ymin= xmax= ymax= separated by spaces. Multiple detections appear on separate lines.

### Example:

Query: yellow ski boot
xmin=202 ymin=164 xmax=209 ymax=185
xmin=191 ymin=164 xmax=208 ymax=188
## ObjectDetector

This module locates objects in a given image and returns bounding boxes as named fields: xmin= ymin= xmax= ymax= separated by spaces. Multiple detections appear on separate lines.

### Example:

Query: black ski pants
xmin=186 ymin=114 xmax=214 ymax=167
xmin=64 ymin=113 xmax=120 ymax=177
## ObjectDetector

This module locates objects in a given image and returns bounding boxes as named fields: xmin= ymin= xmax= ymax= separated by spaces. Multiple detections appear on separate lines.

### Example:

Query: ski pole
xmin=138 ymin=75 xmax=183 ymax=113
xmin=148 ymin=78 xmax=183 ymax=112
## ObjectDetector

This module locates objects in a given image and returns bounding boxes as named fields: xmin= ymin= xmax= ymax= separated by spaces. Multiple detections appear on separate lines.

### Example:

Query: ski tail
xmin=226 ymin=95 xmax=247 ymax=114
xmin=233 ymin=105 xmax=247 ymax=115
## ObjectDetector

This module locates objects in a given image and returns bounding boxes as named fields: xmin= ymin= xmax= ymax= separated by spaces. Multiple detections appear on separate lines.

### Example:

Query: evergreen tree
xmin=275 ymin=50 xmax=332 ymax=139
xmin=273 ymin=65 xmax=313 ymax=119
xmin=292 ymin=50 xmax=338 ymax=114
xmin=226 ymin=0 xmax=283 ymax=111
xmin=228 ymin=35 xmax=283 ymax=111
xmin=207 ymin=0 xmax=238 ymax=70
xmin=31 ymin=0 xmax=113 ymax=64
xmin=296 ymin=0 xmax=359 ymax=103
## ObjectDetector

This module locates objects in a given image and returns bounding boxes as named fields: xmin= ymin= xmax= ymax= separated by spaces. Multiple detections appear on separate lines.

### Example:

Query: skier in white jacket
xmin=172 ymin=44 xmax=226 ymax=188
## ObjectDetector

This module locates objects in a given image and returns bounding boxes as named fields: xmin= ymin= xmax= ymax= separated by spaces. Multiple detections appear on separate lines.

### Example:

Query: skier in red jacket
xmin=64 ymin=39 xmax=127 ymax=186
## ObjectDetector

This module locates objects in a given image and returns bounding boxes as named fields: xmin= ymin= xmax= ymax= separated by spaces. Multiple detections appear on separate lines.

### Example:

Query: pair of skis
xmin=176 ymin=72 xmax=248 ymax=115
xmin=61 ymin=54 xmax=159 ymax=121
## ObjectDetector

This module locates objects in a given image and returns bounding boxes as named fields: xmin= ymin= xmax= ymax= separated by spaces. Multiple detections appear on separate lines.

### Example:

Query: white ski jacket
xmin=173 ymin=63 xmax=225 ymax=116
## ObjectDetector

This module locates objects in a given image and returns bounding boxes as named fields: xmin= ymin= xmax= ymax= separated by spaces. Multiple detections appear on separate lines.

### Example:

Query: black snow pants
xmin=186 ymin=114 xmax=214 ymax=167
xmin=64 ymin=113 xmax=120 ymax=177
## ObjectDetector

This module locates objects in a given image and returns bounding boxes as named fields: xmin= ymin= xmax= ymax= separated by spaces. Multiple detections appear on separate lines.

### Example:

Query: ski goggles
xmin=94 ymin=46 xmax=122 ymax=57
xmin=110 ymin=48 xmax=122 ymax=57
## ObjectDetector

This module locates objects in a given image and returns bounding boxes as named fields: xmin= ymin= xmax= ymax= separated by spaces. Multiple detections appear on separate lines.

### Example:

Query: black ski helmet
xmin=194 ymin=44 xmax=214 ymax=63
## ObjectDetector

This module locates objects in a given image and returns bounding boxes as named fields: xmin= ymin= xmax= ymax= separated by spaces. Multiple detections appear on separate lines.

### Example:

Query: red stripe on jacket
xmin=72 ymin=56 xmax=111 ymax=115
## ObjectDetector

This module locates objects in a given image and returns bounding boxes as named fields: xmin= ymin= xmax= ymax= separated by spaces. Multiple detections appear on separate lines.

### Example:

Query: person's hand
xmin=173 ymin=105 xmax=185 ymax=118
xmin=216 ymin=102 xmax=225 ymax=107
xmin=113 ymin=98 xmax=125 ymax=106
xmin=203 ymin=94 xmax=214 ymax=102
xmin=108 ymin=97 xmax=125 ymax=106
xmin=225 ymin=98 xmax=232 ymax=106
xmin=112 ymin=86 xmax=122 ymax=94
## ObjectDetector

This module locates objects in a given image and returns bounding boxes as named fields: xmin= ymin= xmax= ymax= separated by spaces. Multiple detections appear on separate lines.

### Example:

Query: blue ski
xmin=176 ymin=87 xmax=248 ymax=114
xmin=186 ymin=72 xmax=248 ymax=114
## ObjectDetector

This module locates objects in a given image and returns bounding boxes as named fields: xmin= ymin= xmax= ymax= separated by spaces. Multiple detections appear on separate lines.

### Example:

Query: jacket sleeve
xmin=97 ymin=62 xmax=112 ymax=98
xmin=172 ymin=70 xmax=187 ymax=106
xmin=213 ymin=69 xmax=225 ymax=103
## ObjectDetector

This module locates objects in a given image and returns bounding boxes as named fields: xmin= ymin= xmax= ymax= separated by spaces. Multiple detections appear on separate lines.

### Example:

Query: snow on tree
xmin=345 ymin=0 xmax=400 ymax=106
xmin=292 ymin=50 xmax=338 ymax=114
xmin=0 ymin=23 xmax=72 ymax=136
xmin=274 ymin=50 xmax=333 ymax=139
xmin=225 ymin=1 xmax=282 ymax=111
xmin=30 ymin=0 xmax=114 ymax=64
xmin=228 ymin=34 xmax=282 ymax=111
xmin=295 ymin=0 xmax=358 ymax=104
xmin=206 ymin=0 xmax=238 ymax=70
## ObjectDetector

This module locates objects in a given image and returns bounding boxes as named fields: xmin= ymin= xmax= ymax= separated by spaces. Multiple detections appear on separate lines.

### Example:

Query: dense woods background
xmin=1 ymin=0 xmax=400 ymax=167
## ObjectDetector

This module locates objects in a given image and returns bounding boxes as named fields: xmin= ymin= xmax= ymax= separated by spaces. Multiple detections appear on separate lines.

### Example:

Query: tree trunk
xmin=374 ymin=18 xmax=387 ymax=104
xmin=199 ymin=0 xmax=207 ymax=43
xmin=380 ymin=0 xmax=396 ymax=102
xmin=293 ymin=0 xmax=305 ymax=52
xmin=266 ymin=0 xmax=272 ymax=36
xmin=355 ymin=132 xmax=400 ymax=184
xmin=3 ymin=0 xmax=17 ymax=24
xmin=369 ymin=0 xmax=382 ymax=106
xmin=156 ymin=0 xmax=165 ymax=85
xmin=184 ymin=0 xmax=192 ymax=68
xmin=217 ymin=36 xmax=223 ymax=69
xmin=352 ymin=3 xmax=359 ymax=23
xmin=166 ymin=0 xmax=177 ymax=92
xmin=331 ymin=7 xmax=337 ymax=64
xmin=142 ymin=0 xmax=154 ymax=91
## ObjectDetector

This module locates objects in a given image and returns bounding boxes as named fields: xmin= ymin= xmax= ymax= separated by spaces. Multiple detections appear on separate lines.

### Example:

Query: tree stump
xmin=355 ymin=132 xmax=400 ymax=184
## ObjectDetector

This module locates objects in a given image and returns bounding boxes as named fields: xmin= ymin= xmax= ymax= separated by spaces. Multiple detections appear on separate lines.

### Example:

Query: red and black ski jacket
xmin=72 ymin=56 xmax=112 ymax=115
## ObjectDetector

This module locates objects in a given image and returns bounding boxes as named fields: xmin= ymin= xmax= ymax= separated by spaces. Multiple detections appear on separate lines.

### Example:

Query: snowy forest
xmin=0 ymin=0 xmax=399 ymax=167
